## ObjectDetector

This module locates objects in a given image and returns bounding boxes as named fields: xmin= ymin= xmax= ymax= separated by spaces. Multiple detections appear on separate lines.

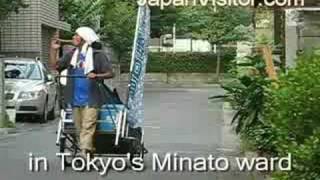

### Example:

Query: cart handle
xmin=55 ymin=75 xmax=88 ymax=79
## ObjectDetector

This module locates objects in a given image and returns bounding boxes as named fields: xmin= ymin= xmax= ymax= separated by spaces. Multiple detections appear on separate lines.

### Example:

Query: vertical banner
xmin=127 ymin=5 xmax=150 ymax=128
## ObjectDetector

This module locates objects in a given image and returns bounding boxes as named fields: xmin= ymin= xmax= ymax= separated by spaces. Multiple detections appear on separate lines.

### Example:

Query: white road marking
xmin=144 ymin=126 xmax=161 ymax=129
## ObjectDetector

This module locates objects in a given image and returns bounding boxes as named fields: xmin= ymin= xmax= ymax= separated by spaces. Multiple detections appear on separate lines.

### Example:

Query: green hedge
xmin=238 ymin=51 xmax=320 ymax=179
xmin=120 ymin=49 xmax=236 ymax=73
xmin=264 ymin=52 xmax=320 ymax=179
xmin=218 ymin=51 xmax=320 ymax=179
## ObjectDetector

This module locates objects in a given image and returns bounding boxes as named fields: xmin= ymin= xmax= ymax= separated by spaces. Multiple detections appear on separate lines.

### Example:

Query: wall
xmin=149 ymin=38 xmax=212 ymax=52
xmin=41 ymin=25 xmax=56 ymax=65
xmin=0 ymin=0 xmax=70 ymax=61
xmin=285 ymin=10 xmax=320 ymax=68
xmin=120 ymin=73 xmax=219 ymax=85
xmin=300 ymin=11 xmax=320 ymax=50
xmin=285 ymin=9 xmax=299 ymax=68
xmin=0 ymin=0 xmax=41 ymax=53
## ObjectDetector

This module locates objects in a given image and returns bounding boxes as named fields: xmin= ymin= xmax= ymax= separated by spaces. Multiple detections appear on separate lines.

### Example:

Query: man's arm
xmin=87 ymin=52 xmax=114 ymax=79
xmin=49 ymin=38 xmax=71 ymax=72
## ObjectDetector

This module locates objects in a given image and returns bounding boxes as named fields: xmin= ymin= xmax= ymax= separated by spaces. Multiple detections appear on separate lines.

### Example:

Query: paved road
xmin=0 ymin=87 xmax=265 ymax=180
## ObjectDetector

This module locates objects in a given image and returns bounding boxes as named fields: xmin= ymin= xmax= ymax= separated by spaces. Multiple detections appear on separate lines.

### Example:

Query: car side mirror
xmin=47 ymin=74 xmax=54 ymax=82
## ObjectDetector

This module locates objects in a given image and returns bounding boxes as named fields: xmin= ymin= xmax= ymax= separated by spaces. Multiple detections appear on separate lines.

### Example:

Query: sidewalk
xmin=220 ymin=101 xmax=269 ymax=179
xmin=0 ymin=128 xmax=16 ymax=136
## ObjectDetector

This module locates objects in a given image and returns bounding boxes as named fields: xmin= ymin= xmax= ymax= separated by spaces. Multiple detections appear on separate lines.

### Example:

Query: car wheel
xmin=49 ymin=97 xmax=58 ymax=120
xmin=40 ymin=100 xmax=48 ymax=123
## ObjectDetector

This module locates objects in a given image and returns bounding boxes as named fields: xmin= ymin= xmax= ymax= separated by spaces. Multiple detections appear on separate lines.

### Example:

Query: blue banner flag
xmin=127 ymin=5 xmax=150 ymax=128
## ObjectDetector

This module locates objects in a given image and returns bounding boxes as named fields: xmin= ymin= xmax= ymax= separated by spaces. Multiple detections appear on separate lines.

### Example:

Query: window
xmin=5 ymin=62 xmax=42 ymax=80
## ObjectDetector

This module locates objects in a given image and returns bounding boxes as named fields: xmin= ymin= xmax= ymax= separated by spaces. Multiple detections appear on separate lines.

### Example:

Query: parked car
xmin=2 ymin=57 xmax=58 ymax=123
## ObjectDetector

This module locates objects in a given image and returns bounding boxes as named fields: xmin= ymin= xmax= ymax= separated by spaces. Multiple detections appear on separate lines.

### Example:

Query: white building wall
xmin=149 ymin=38 xmax=212 ymax=52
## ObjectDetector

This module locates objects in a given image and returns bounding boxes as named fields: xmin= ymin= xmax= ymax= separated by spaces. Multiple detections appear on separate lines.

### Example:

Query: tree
xmin=59 ymin=0 xmax=104 ymax=38
xmin=177 ymin=6 xmax=252 ymax=44
xmin=102 ymin=0 xmax=137 ymax=61
xmin=176 ymin=6 xmax=253 ymax=77
xmin=0 ymin=0 xmax=27 ymax=127
xmin=150 ymin=6 xmax=177 ymax=38
xmin=0 ymin=0 xmax=27 ymax=20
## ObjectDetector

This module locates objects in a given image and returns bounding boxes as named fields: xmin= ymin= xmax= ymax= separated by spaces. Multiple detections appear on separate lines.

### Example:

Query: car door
xmin=40 ymin=62 xmax=56 ymax=111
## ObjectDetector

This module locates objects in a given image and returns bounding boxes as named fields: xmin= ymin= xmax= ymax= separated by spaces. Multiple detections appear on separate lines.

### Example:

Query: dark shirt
xmin=56 ymin=48 xmax=112 ymax=107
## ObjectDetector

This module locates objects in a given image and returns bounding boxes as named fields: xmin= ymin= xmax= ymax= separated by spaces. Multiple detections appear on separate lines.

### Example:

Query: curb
xmin=0 ymin=128 xmax=16 ymax=136
xmin=118 ymin=81 xmax=222 ymax=88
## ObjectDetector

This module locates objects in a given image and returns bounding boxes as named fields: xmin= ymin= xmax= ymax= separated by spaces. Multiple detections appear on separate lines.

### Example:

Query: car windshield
xmin=4 ymin=62 xmax=42 ymax=80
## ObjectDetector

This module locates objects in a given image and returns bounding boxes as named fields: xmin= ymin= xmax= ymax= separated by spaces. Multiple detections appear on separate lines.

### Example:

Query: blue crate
xmin=62 ymin=105 xmax=124 ymax=132
xmin=97 ymin=104 xmax=124 ymax=132
xmin=97 ymin=118 xmax=116 ymax=131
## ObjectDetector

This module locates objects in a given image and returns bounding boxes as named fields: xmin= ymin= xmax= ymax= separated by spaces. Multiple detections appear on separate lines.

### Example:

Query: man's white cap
xmin=75 ymin=27 xmax=99 ymax=45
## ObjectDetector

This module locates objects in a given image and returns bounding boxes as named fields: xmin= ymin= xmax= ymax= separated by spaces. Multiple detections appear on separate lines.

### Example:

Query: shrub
xmin=264 ymin=51 xmax=320 ymax=179
xmin=0 ymin=113 xmax=15 ymax=128
xmin=265 ymin=52 xmax=320 ymax=145
xmin=120 ymin=49 xmax=236 ymax=73
xmin=211 ymin=54 xmax=272 ymax=135
xmin=271 ymin=130 xmax=320 ymax=180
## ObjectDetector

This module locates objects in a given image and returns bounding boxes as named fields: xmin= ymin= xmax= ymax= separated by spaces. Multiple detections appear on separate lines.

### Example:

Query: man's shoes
xmin=73 ymin=156 xmax=86 ymax=172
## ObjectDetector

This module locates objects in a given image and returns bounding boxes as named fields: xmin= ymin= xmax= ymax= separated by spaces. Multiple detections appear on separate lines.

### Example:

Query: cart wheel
xmin=59 ymin=135 xmax=78 ymax=167
xmin=139 ymin=143 xmax=145 ymax=159
xmin=129 ymin=142 xmax=145 ymax=168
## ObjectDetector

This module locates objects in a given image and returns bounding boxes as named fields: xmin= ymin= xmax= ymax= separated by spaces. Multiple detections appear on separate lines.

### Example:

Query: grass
xmin=0 ymin=114 xmax=15 ymax=128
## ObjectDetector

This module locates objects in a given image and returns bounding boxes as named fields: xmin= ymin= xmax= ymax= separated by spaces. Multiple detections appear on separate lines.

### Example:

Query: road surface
xmin=0 ymin=87 xmax=266 ymax=180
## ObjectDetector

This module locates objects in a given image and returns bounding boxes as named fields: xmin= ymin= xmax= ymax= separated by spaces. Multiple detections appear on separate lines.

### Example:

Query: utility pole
xmin=173 ymin=23 xmax=176 ymax=53
xmin=0 ymin=58 xmax=5 ymax=127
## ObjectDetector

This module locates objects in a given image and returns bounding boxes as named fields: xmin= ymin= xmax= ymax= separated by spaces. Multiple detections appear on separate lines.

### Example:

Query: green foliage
xmin=266 ymin=52 xmax=320 ymax=145
xmin=60 ymin=0 xmax=136 ymax=53
xmin=60 ymin=0 xmax=104 ymax=38
xmin=271 ymin=131 xmax=320 ymax=180
xmin=176 ymin=6 xmax=252 ymax=44
xmin=212 ymin=55 xmax=272 ymax=134
xmin=150 ymin=6 xmax=177 ymax=37
xmin=261 ymin=52 xmax=320 ymax=179
xmin=120 ymin=50 xmax=236 ymax=73
xmin=102 ymin=0 xmax=137 ymax=59
xmin=0 ymin=113 xmax=15 ymax=128
xmin=256 ymin=34 xmax=273 ymax=46
xmin=0 ymin=0 xmax=27 ymax=20
xmin=216 ymin=51 xmax=320 ymax=179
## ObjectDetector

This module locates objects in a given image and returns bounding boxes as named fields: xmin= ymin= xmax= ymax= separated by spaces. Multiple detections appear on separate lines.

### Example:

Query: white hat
xmin=75 ymin=27 xmax=99 ymax=45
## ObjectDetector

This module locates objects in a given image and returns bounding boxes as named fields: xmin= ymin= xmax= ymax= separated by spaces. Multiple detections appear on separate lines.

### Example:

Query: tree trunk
xmin=252 ymin=8 xmax=256 ymax=30
xmin=216 ymin=44 xmax=222 ymax=80
xmin=0 ymin=59 xmax=5 ymax=127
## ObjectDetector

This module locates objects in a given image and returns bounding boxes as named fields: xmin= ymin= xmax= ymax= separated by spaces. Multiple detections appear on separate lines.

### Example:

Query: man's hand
xmin=87 ymin=73 xmax=97 ymax=79
xmin=50 ymin=38 xmax=61 ymax=50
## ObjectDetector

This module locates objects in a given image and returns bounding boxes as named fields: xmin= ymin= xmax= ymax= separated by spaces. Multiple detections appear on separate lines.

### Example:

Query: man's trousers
xmin=73 ymin=107 xmax=98 ymax=152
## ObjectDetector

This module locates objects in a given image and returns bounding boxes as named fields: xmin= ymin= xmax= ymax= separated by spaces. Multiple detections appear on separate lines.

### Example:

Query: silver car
xmin=3 ymin=57 xmax=58 ymax=123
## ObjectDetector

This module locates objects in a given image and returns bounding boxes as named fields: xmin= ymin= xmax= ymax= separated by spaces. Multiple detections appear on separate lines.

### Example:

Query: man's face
xmin=72 ymin=34 xmax=83 ymax=47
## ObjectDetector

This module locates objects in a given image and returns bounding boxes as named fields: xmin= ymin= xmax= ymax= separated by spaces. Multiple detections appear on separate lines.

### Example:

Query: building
xmin=0 ymin=0 xmax=70 ymax=64
xmin=283 ymin=0 xmax=320 ymax=67
xmin=149 ymin=37 xmax=212 ymax=53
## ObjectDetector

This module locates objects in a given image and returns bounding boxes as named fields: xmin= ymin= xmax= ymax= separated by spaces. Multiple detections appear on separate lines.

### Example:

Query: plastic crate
xmin=97 ymin=104 xmax=124 ymax=132
xmin=61 ymin=105 xmax=125 ymax=132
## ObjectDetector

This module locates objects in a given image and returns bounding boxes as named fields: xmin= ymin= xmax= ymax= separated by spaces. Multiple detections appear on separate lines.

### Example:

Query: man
xmin=51 ymin=27 xmax=113 ymax=157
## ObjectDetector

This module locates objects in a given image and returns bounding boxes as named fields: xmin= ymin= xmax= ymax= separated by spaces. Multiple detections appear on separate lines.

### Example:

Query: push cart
xmin=55 ymin=75 xmax=147 ymax=166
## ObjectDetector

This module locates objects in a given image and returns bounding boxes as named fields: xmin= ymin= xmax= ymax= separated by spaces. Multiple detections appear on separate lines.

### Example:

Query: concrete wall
xmin=149 ymin=38 xmax=212 ymax=52
xmin=300 ymin=11 xmax=320 ymax=50
xmin=285 ymin=9 xmax=299 ymax=68
xmin=285 ymin=10 xmax=320 ymax=68
xmin=41 ymin=25 xmax=56 ymax=65
xmin=120 ymin=73 xmax=219 ymax=85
